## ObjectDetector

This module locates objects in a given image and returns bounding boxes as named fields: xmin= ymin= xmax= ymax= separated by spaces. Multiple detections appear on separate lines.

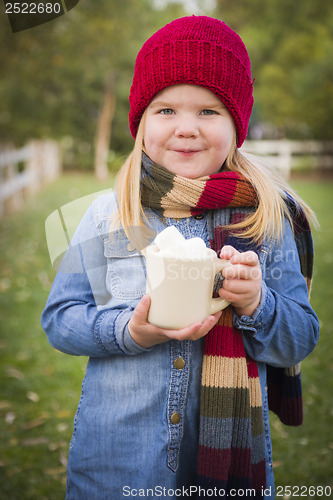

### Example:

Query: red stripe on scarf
xmin=198 ymin=447 xmax=266 ymax=491
xmin=198 ymin=446 xmax=253 ymax=481
xmin=204 ymin=324 xmax=245 ymax=358
xmin=198 ymin=446 xmax=231 ymax=481
xmin=194 ymin=173 xmax=239 ymax=212
xmin=229 ymin=447 xmax=254 ymax=478
xmin=247 ymin=358 xmax=261 ymax=378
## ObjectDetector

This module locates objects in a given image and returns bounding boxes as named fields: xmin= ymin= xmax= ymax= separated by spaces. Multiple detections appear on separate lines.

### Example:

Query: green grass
xmin=0 ymin=174 xmax=332 ymax=498
xmin=269 ymin=180 xmax=333 ymax=493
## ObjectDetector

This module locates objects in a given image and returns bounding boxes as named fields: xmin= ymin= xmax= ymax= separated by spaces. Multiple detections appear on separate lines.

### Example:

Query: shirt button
xmin=170 ymin=412 xmax=181 ymax=425
xmin=194 ymin=213 xmax=204 ymax=220
xmin=174 ymin=357 xmax=186 ymax=370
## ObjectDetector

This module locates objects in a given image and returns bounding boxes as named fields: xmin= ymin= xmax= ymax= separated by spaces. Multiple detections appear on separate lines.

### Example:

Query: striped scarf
xmin=140 ymin=152 xmax=313 ymax=497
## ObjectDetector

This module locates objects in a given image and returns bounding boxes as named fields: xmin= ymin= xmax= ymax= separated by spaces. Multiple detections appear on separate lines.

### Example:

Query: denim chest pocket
xmin=104 ymin=233 xmax=146 ymax=300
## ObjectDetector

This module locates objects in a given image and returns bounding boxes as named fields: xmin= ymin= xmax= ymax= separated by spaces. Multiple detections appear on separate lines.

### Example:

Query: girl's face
xmin=143 ymin=84 xmax=235 ymax=179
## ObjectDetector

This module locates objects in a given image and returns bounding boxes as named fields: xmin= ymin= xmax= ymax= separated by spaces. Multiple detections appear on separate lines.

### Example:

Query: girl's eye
xmin=159 ymin=108 xmax=174 ymax=115
xmin=200 ymin=109 xmax=218 ymax=115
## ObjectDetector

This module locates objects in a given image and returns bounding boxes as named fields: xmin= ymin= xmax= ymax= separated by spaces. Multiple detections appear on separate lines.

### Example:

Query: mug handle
xmin=209 ymin=259 xmax=230 ymax=315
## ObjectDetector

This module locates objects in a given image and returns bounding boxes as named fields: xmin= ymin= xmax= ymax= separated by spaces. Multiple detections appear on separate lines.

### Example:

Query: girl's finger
xmin=222 ymin=278 xmax=258 ymax=295
xmin=162 ymin=322 xmax=203 ymax=340
xmin=230 ymin=250 xmax=259 ymax=266
xmin=198 ymin=312 xmax=222 ymax=334
xmin=223 ymin=263 xmax=261 ymax=280
xmin=219 ymin=245 xmax=240 ymax=260
xmin=184 ymin=312 xmax=221 ymax=339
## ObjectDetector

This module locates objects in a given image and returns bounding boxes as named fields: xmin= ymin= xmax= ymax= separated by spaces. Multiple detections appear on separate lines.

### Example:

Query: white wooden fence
xmin=0 ymin=140 xmax=61 ymax=218
xmin=241 ymin=140 xmax=333 ymax=179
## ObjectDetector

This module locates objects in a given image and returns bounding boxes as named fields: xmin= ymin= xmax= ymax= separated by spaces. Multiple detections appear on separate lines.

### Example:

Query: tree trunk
xmin=94 ymin=73 xmax=116 ymax=182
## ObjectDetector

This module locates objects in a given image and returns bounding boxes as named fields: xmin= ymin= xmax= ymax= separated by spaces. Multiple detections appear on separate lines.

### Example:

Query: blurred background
xmin=0 ymin=0 xmax=332 ymax=498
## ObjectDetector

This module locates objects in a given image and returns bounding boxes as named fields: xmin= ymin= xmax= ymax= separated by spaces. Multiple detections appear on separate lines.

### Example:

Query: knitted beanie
xmin=129 ymin=16 xmax=254 ymax=147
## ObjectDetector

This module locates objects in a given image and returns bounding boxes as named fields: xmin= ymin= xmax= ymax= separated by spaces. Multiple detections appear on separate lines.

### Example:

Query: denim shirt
xmin=41 ymin=192 xmax=319 ymax=500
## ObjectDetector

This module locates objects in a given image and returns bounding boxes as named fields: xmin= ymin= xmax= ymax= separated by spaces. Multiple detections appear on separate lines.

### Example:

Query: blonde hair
xmin=114 ymin=111 xmax=148 ymax=234
xmin=224 ymin=138 xmax=318 ymax=242
xmin=114 ymin=113 xmax=317 ymax=247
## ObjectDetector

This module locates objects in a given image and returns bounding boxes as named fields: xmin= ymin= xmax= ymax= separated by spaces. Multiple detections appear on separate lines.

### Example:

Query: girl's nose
xmin=174 ymin=117 xmax=199 ymax=138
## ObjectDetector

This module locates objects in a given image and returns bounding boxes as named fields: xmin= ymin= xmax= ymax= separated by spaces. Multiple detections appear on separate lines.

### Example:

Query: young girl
xmin=41 ymin=16 xmax=319 ymax=499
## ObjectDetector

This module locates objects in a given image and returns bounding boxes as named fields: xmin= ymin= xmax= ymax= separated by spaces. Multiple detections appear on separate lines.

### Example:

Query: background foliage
xmin=214 ymin=0 xmax=333 ymax=140
xmin=1 ymin=0 xmax=332 ymax=170
xmin=0 ymin=0 xmax=187 ymax=167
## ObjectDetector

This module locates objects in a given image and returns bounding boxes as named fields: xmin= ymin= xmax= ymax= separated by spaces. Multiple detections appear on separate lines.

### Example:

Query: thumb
xmin=132 ymin=294 xmax=151 ymax=322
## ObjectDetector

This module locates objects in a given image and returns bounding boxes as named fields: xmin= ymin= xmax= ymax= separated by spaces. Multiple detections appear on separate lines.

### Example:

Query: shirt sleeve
xmin=41 ymin=202 xmax=151 ymax=357
xmin=233 ymin=219 xmax=319 ymax=367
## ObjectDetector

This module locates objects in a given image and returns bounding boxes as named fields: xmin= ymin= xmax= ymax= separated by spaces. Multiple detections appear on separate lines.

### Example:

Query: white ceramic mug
xmin=145 ymin=244 xmax=230 ymax=329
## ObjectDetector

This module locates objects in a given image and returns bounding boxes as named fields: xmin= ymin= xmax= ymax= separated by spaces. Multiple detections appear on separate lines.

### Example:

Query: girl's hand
xmin=219 ymin=245 xmax=262 ymax=318
xmin=128 ymin=295 xmax=222 ymax=349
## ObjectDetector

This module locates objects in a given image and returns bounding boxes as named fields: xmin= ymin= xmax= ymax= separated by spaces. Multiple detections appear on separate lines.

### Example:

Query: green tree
xmin=0 ymin=0 xmax=186 ymax=169
xmin=214 ymin=0 xmax=333 ymax=139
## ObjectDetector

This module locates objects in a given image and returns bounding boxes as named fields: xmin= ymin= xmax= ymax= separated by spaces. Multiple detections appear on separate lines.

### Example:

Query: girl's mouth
xmin=173 ymin=149 xmax=202 ymax=156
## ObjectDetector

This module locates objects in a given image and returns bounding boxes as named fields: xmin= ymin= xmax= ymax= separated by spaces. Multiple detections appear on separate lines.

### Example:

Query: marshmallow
xmin=154 ymin=226 xmax=186 ymax=251
xmin=154 ymin=227 xmax=209 ymax=260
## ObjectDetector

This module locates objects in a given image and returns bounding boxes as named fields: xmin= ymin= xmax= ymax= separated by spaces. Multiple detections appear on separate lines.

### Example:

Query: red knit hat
xmin=129 ymin=16 xmax=254 ymax=147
